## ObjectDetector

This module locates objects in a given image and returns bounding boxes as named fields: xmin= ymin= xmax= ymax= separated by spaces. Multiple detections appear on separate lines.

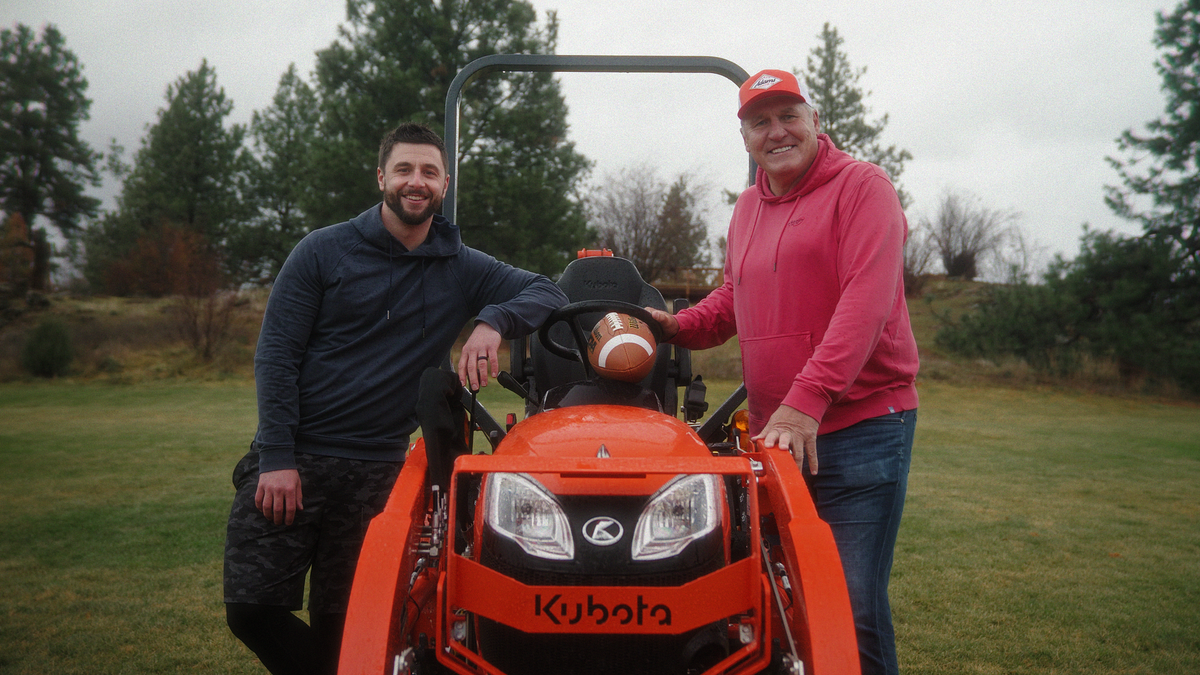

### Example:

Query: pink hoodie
xmin=674 ymin=135 xmax=918 ymax=435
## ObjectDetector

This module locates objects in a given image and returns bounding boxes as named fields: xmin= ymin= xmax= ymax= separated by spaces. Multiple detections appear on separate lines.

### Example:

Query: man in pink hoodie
xmin=648 ymin=69 xmax=919 ymax=675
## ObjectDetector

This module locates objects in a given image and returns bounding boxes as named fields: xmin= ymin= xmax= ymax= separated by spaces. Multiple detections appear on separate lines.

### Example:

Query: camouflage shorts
xmin=222 ymin=448 xmax=402 ymax=614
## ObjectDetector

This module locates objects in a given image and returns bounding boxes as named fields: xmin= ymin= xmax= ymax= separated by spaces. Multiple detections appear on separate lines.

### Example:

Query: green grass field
xmin=0 ymin=378 xmax=1197 ymax=674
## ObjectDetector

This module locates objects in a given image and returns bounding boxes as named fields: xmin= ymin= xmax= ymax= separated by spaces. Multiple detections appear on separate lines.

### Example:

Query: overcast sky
xmin=7 ymin=0 xmax=1175 ymax=268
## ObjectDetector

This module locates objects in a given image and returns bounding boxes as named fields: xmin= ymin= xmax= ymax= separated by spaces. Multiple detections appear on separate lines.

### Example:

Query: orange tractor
xmin=338 ymin=57 xmax=860 ymax=675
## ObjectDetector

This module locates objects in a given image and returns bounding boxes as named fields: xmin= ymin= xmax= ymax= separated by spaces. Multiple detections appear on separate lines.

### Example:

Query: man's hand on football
xmin=643 ymin=307 xmax=679 ymax=340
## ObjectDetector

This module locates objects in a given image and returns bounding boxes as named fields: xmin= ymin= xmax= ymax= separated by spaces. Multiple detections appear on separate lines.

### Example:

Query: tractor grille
xmin=480 ymin=549 xmax=722 ymax=587
xmin=475 ymin=618 xmax=729 ymax=675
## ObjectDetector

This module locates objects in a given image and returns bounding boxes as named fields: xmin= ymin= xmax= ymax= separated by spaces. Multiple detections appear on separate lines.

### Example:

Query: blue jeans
xmin=803 ymin=409 xmax=916 ymax=675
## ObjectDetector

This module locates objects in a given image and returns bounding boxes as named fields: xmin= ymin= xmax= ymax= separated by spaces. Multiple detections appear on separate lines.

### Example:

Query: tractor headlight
xmin=631 ymin=474 xmax=722 ymax=561
xmin=484 ymin=473 xmax=574 ymax=560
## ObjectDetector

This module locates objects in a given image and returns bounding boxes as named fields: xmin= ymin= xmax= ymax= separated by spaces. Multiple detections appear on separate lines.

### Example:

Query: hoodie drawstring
xmin=420 ymin=258 xmax=427 ymax=338
xmin=737 ymin=170 xmax=805 ymax=279
xmin=773 ymin=199 xmax=803 ymax=273
xmin=385 ymin=239 xmax=428 ymax=336
xmin=736 ymin=200 xmax=765 ymax=285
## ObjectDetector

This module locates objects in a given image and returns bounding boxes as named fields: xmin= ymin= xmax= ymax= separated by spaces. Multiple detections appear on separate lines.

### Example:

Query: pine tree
xmin=800 ymin=23 xmax=912 ymax=208
xmin=656 ymin=176 xmax=712 ymax=277
xmin=0 ymin=24 xmax=101 ymax=290
xmin=85 ymin=61 xmax=248 ymax=290
xmin=1100 ymin=0 xmax=1200 ymax=390
xmin=1106 ymin=0 xmax=1200 ymax=278
xmin=117 ymin=60 xmax=248 ymax=242
xmin=232 ymin=64 xmax=322 ymax=283
xmin=308 ymin=0 xmax=591 ymax=274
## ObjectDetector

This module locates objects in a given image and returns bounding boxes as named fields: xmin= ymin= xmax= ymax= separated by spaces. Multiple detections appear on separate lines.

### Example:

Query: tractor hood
xmin=494 ymin=405 xmax=713 ymax=495
xmin=500 ymin=405 xmax=710 ymax=459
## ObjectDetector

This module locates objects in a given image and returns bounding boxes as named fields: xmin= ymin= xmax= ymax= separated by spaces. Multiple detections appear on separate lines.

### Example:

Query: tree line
xmin=8 ymin=0 xmax=1192 ymax=395
xmin=2 ymin=1 xmax=596 ymax=298
xmin=2 ymin=11 xmax=913 ymax=304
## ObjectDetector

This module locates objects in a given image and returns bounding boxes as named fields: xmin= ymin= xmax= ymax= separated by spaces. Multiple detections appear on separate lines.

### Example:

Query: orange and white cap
xmin=738 ymin=69 xmax=814 ymax=119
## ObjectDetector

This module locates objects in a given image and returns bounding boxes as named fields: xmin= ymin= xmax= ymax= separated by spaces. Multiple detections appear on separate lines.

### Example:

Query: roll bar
xmin=442 ymin=54 xmax=754 ymax=224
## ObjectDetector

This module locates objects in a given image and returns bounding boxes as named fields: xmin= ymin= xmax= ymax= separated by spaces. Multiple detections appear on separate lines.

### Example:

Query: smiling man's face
xmin=377 ymin=142 xmax=449 ymax=226
xmin=740 ymin=97 xmax=821 ymax=196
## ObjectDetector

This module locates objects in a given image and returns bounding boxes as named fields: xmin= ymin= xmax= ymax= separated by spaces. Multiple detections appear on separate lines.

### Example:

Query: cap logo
xmin=750 ymin=74 xmax=783 ymax=90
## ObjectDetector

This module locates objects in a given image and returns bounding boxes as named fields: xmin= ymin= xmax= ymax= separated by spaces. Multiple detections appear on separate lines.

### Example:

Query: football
xmin=586 ymin=312 xmax=658 ymax=382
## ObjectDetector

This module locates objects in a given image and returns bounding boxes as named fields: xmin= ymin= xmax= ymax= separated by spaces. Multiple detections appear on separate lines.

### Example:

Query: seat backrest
xmin=514 ymin=256 xmax=675 ymax=411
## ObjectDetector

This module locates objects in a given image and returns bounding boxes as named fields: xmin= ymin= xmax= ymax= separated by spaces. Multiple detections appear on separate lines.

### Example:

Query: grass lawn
xmin=894 ymin=382 xmax=1199 ymax=673
xmin=0 ymin=378 xmax=1196 ymax=673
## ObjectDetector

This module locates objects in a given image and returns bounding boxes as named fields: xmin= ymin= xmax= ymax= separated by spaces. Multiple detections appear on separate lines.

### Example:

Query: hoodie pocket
xmin=739 ymin=332 xmax=814 ymax=430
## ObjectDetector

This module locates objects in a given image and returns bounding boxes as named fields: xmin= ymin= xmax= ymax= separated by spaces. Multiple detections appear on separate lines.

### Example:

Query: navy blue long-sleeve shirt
xmin=253 ymin=204 xmax=567 ymax=472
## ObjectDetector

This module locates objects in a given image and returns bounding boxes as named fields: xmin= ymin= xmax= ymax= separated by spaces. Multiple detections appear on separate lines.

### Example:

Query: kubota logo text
xmin=534 ymin=594 xmax=671 ymax=626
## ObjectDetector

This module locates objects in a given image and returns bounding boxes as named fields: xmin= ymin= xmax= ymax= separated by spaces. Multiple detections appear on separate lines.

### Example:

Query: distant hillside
xmin=0 ymin=279 xmax=1190 ymax=400
xmin=0 ymin=292 xmax=266 ymax=382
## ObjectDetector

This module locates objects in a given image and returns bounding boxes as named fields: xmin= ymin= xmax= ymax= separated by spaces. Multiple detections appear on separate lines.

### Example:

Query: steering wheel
xmin=538 ymin=300 xmax=666 ymax=377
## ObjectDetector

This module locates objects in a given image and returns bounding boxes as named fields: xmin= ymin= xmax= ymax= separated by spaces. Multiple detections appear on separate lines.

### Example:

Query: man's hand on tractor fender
xmin=458 ymin=321 xmax=502 ymax=391
xmin=256 ymin=469 xmax=303 ymax=525
xmin=643 ymin=307 xmax=679 ymax=340
xmin=754 ymin=404 xmax=820 ymax=475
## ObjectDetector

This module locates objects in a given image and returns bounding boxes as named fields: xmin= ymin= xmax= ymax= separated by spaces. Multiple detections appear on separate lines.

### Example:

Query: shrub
xmin=21 ymin=318 xmax=73 ymax=378
xmin=935 ymin=281 xmax=1080 ymax=375
xmin=175 ymin=290 xmax=240 ymax=362
xmin=102 ymin=225 xmax=221 ymax=298
xmin=935 ymin=228 xmax=1200 ymax=393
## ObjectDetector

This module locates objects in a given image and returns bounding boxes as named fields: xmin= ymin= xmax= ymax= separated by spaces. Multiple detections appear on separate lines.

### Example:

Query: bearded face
xmin=385 ymin=184 xmax=443 ymax=225
xmin=377 ymin=142 xmax=449 ymax=228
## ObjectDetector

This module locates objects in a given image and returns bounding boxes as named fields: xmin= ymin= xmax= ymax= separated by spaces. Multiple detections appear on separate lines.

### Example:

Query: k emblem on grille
xmin=582 ymin=517 xmax=623 ymax=546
